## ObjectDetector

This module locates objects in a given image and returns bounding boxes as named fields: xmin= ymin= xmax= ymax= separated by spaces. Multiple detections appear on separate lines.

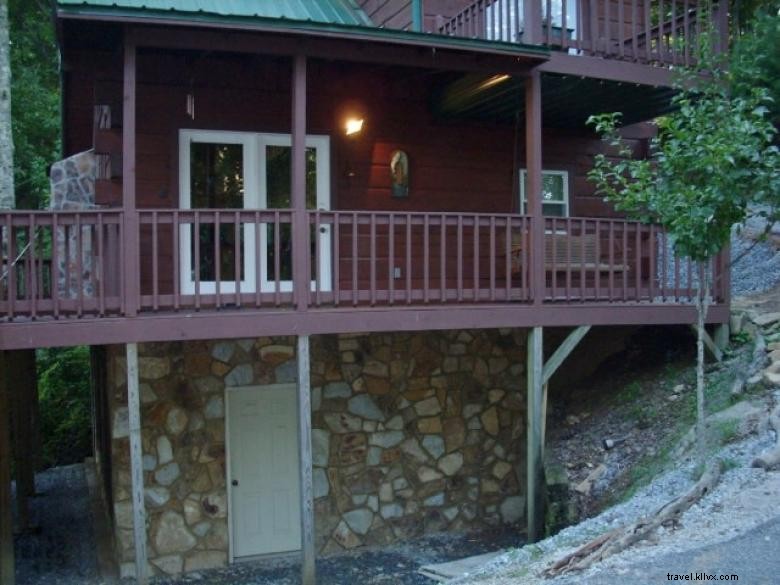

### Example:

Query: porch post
xmin=10 ymin=351 xmax=36 ymax=532
xmin=525 ymin=69 xmax=544 ymax=305
xmin=296 ymin=335 xmax=315 ymax=585
xmin=523 ymin=0 xmax=542 ymax=45
xmin=291 ymin=54 xmax=310 ymax=312
xmin=526 ymin=326 xmax=544 ymax=542
xmin=122 ymin=29 xmax=139 ymax=317
xmin=126 ymin=343 xmax=148 ymax=584
xmin=0 ymin=352 xmax=15 ymax=585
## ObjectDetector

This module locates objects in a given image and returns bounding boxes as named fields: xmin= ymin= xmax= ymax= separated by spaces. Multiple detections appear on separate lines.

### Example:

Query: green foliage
xmin=37 ymin=346 xmax=92 ymax=468
xmin=9 ymin=0 xmax=60 ymax=209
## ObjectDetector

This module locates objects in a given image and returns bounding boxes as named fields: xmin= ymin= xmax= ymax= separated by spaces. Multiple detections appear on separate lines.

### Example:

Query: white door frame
xmin=224 ymin=383 xmax=301 ymax=563
xmin=179 ymin=130 xmax=332 ymax=296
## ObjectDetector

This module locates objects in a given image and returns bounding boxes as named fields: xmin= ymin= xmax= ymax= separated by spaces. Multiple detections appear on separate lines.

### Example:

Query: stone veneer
xmin=106 ymin=329 xmax=528 ymax=578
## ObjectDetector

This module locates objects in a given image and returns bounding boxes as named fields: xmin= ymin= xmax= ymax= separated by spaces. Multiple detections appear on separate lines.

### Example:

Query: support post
xmin=523 ymin=0 xmax=542 ymax=45
xmin=291 ymin=54 xmax=310 ymax=312
xmin=525 ymin=69 xmax=544 ymax=305
xmin=126 ymin=343 xmax=147 ymax=584
xmin=691 ymin=324 xmax=723 ymax=363
xmin=9 ymin=351 xmax=34 ymax=532
xmin=713 ymin=323 xmax=729 ymax=352
xmin=411 ymin=0 xmax=423 ymax=32
xmin=0 ymin=352 xmax=15 ymax=585
xmin=296 ymin=336 xmax=315 ymax=585
xmin=122 ymin=29 xmax=139 ymax=317
xmin=526 ymin=326 xmax=544 ymax=542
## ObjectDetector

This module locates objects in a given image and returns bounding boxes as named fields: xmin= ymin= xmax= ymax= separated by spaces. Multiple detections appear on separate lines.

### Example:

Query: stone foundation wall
xmin=106 ymin=328 xmax=528 ymax=577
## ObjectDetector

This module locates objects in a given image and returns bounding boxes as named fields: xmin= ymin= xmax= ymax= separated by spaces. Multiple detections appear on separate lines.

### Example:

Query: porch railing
xmin=438 ymin=0 xmax=728 ymax=67
xmin=0 ymin=209 xmax=728 ymax=321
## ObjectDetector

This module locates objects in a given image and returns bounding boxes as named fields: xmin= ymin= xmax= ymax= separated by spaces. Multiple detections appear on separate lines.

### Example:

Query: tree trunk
xmin=0 ymin=0 xmax=14 ymax=208
xmin=694 ymin=262 xmax=712 ymax=469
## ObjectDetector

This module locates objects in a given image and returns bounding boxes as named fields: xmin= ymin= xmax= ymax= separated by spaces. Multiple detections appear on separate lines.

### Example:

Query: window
xmin=179 ymin=130 xmax=331 ymax=295
xmin=519 ymin=170 xmax=569 ymax=217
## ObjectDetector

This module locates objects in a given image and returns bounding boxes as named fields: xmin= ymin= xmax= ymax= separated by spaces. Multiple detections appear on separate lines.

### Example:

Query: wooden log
xmin=126 ymin=343 xmax=148 ymax=584
xmin=0 ymin=352 xmax=15 ymax=585
xmin=297 ymin=335 xmax=315 ymax=585
xmin=545 ymin=460 xmax=722 ymax=576
xmin=527 ymin=326 xmax=544 ymax=542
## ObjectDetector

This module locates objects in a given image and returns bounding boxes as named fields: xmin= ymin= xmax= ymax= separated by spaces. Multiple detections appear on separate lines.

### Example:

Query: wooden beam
xmin=542 ymin=326 xmax=592 ymax=385
xmin=525 ymin=69 xmax=544 ymax=306
xmin=713 ymin=323 xmax=729 ymax=351
xmin=296 ymin=335 xmax=315 ymax=585
xmin=691 ymin=325 xmax=723 ymax=362
xmin=538 ymin=52 xmax=674 ymax=87
xmin=526 ymin=326 xmax=544 ymax=542
xmin=126 ymin=343 xmax=148 ymax=584
xmin=291 ymin=54 xmax=309 ymax=312
xmin=0 ymin=352 xmax=14 ymax=585
xmin=122 ymin=29 xmax=139 ymax=317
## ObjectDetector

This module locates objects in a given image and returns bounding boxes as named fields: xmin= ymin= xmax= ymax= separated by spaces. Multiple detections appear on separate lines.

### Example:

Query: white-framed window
xmin=179 ymin=130 xmax=331 ymax=296
xmin=519 ymin=169 xmax=569 ymax=217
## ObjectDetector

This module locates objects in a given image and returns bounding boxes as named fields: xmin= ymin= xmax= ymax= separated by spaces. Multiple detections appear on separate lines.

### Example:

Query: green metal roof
xmin=56 ymin=0 xmax=549 ymax=60
xmin=57 ymin=0 xmax=374 ymax=27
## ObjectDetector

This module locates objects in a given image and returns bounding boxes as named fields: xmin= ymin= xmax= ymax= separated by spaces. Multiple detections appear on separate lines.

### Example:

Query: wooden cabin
xmin=0 ymin=0 xmax=731 ymax=582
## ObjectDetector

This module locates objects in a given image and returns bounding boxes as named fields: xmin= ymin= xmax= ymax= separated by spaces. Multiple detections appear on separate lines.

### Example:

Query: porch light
xmin=345 ymin=117 xmax=364 ymax=136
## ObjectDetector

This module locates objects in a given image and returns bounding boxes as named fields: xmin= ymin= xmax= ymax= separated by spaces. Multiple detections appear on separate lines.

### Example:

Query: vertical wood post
xmin=0 ymin=352 xmax=15 ymax=585
xmin=9 ymin=351 xmax=35 ymax=532
xmin=296 ymin=335 xmax=315 ymax=585
xmin=523 ymin=0 xmax=542 ymax=45
xmin=525 ymin=70 xmax=544 ymax=305
xmin=126 ymin=343 xmax=147 ymax=584
xmin=291 ymin=55 xmax=310 ymax=312
xmin=122 ymin=29 xmax=139 ymax=317
xmin=526 ymin=326 xmax=544 ymax=542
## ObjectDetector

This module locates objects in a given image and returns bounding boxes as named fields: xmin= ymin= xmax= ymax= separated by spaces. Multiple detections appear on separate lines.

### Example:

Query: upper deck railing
xmin=437 ymin=0 xmax=728 ymax=68
xmin=0 ymin=209 xmax=728 ymax=323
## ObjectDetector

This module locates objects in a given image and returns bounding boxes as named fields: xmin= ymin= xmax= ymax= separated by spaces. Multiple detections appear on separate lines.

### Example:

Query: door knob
xmin=319 ymin=227 xmax=327 ymax=234
xmin=231 ymin=479 xmax=239 ymax=486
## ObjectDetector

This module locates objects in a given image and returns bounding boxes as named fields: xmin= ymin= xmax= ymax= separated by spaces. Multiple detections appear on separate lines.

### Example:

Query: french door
xmin=179 ymin=130 xmax=331 ymax=296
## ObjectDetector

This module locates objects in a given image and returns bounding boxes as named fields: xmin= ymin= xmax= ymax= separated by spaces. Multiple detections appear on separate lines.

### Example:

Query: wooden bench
xmin=505 ymin=231 xmax=627 ymax=274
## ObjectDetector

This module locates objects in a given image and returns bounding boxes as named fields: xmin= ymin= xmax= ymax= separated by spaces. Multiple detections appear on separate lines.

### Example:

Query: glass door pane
xmin=265 ymin=145 xmax=318 ymax=282
xmin=190 ymin=142 xmax=245 ymax=283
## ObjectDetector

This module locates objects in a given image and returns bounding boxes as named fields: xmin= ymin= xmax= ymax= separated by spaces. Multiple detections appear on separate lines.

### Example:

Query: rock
xmin=400 ymin=438 xmax=428 ymax=463
xmin=184 ymin=551 xmax=226 ymax=572
xmin=183 ymin=498 xmax=202 ymax=525
xmin=443 ymin=418 xmax=466 ymax=452
xmin=424 ymin=492 xmax=445 ymax=507
xmin=312 ymin=429 xmax=330 ymax=467
xmin=369 ymin=431 xmax=404 ymax=448
xmin=348 ymin=394 xmax=384 ymax=421
xmin=154 ymin=462 xmax=181 ymax=486
xmin=415 ymin=397 xmax=442 ymax=416
xmin=667 ymin=394 xmax=680 ymax=402
xmin=154 ymin=511 xmax=196 ymax=555
xmin=363 ymin=360 xmax=389 ymax=378
xmin=324 ymin=413 xmax=363 ymax=433
xmin=673 ymin=384 xmax=686 ymax=393
xmin=367 ymin=446 xmax=382 ymax=466
xmin=225 ymin=364 xmax=253 ymax=386
xmin=145 ymin=487 xmax=170 ymax=507
xmin=769 ymin=350 xmax=780 ymax=362
xmin=324 ymin=382 xmax=352 ymax=399
xmin=140 ymin=383 xmax=158 ymax=404
xmin=574 ymin=463 xmax=607 ymax=494
xmin=730 ymin=378 xmax=746 ymax=398
xmin=139 ymin=357 xmax=170 ymax=380
xmin=114 ymin=500 xmax=133 ymax=529
xmin=259 ymin=344 xmax=294 ymax=363
xmin=481 ymin=407 xmax=499 ymax=436
xmin=204 ymin=395 xmax=224 ymax=419
xmin=193 ymin=376 xmax=222 ymax=394
xmin=344 ymin=508 xmax=373 ymax=535
xmin=143 ymin=454 xmax=157 ymax=471
xmin=768 ymin=342 xmax=780 ymax=352
xmin=386 ymin=415 xmax=404 ymax=430
xmin=488 ymin=389 xmax=505 ymax=403
xmin=201 ymin=494 xmax=228 ymax=518
xmin=753 ymin=312 xmax=780 ymax=327
xmin=112 ymin=407 xmax=129 ymax=439
xmin=313 ymin=468 xmax=330 ymax=498
xmin=165 ymin=407 xmax=188 ymax=435
xmin=493 ymin=461 xmax=512 ymax=480
xmin=417 ymin=466 xmax=443 ymax=482
xmin=500 ymin=495 xmax=525 ymax=523
xmin=422 ymin=436 xmax=445 ymax=460
xmin=211 ymin=342 xmax=235 ymax=363
xmin=380 ymin=503 xmax=403 ymax=519
xmin=332 ymin=521 xmax=362 ymax=549
xmin=152 ymin=555 xmax=183 ymax=575
xmin=275 ymin=361 xmax=297 ymax=383
xmin=312 ymin=386 xmax=322 ymax=411
xmin=438 ymin=452 xmax=464 ymax=476
xmin=463 ymin=404 xmax=481 ymax=419
xmin=157 ymin=436 xmax=173 ymax=465
xmin=417 ymin=417 xmax=442 ymax=434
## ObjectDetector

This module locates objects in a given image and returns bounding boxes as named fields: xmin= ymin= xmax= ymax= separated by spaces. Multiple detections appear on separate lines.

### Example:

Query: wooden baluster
xmin=595 ymin=220 xmax=601 ymax=300
xmin=562 ymin=0 xmax=568 ymax=49
xmin=51 ymin=214 xmax=59 ymax=318
xmin=618 ymin=0 xmax=625 ymax=59
xmin=489 ymin=216 xmax=496 ymax=301
xmin=75 ymin=213 xmax=82 ymax=318
xmin=352 ymin=212 xmax=358 ymax=307
xmin=645 ymin=0 xmax=652 ymax=61
xmin=632 ymin=0 xmax=638 ymax=59
xmin=551 ymin=218 xmax=558 ymax=299
xmin=406 ymin=214 xmax=412 ymax=305
xmin=214 ymin=211 xmax=221 ymax=309
xmin=659 ymin=0 xmax=665 ymax=63
xmin=173 ymin=211 xmax=180 ymax=311
xmin=388 ymin=213 xmax=395 ymax=306
xmin=671 ymin=0 xmax=677 ymax=64
xmin=473 ymin=216 xmax=480 ymax=301
xmin=505 ymin=217 xmax=511 ymax=300
xmin=440 ymin=214 xmax=447 ymax=303
xmin=580 ymin=219 xmax=586 ymax=301
xmin=274 ymin=212 xmax=282 ymax=307
xmin=333 ymin=212 xmax=340 ymax=307
xmin=234 ymin=211 xmax=242 ymax=307
xmin=634 ymin=223 xmax=642 ymax=301
xmin=683 ymin=0 xmax=690 ymax=66
xmin=566 ymin=218 xmax=572 ymax=302
xmin=370 ymin=212 xmax=376 ymax=307
xmin=622 ymin=221 xmax=629 ymax=302
xmin=609 ymin=221 xmax=615 ymax=301
xmin=649 ymin=224 xmax=656 ymax=301
xmin=152 ymin=211 xmax=159 ymax=311
xmin=457 ymin=215 xmax=464 ymax=302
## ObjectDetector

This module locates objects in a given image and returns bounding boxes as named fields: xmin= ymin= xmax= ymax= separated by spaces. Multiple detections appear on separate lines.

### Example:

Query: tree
xmin=587 ymin=51 xmax=779 ymax=467
xmin=8 ymin=0 xmax=59 ymax=210
xmin=0 ymin=0 xmax=13 ymax=209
